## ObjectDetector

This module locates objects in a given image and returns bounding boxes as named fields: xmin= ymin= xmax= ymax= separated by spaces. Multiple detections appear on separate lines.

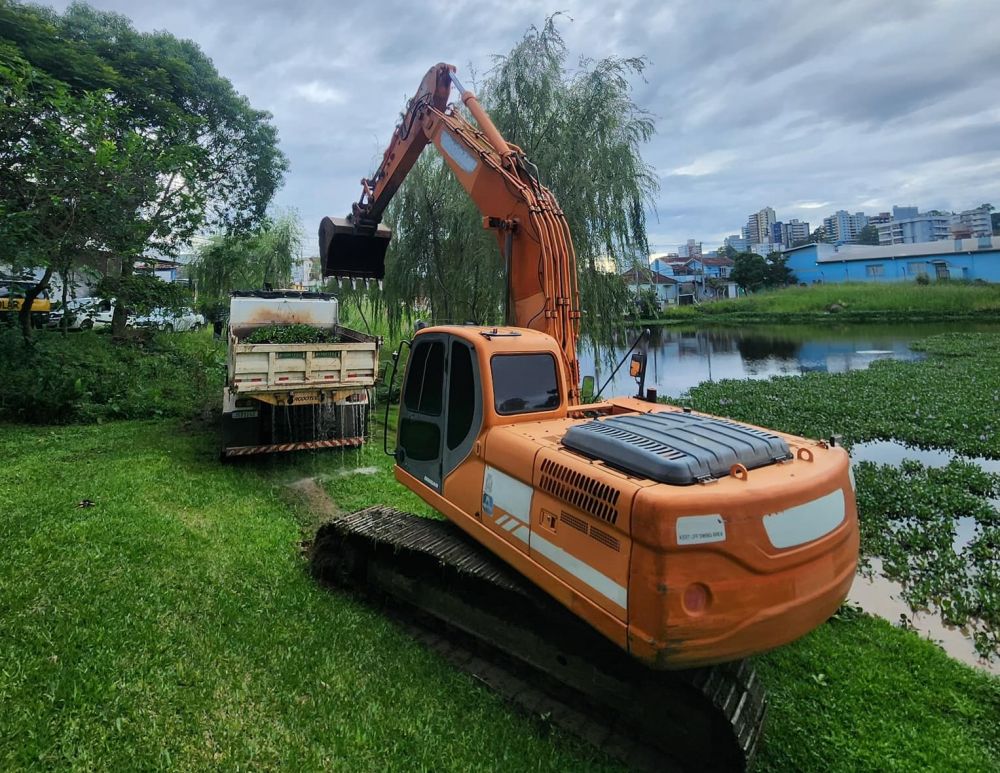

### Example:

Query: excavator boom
xmin=320 ymin=63 xmax=582 ymax=400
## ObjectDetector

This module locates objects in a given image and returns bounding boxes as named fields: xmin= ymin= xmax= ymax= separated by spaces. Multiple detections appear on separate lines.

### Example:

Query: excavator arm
xmin=320 ymin=63 xmax=581 ymax=401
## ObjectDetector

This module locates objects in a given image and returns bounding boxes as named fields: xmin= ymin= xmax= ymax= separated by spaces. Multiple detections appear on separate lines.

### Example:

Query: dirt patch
xmin=283 ymin=466 xmax=383 ymax=550
xmin=282 ymin=477 xmax=344 ymax=542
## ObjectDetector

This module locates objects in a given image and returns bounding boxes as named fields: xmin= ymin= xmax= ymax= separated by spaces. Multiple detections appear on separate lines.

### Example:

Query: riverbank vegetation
xmin=659 ymin=281 xmax=1000 ymax=324
xmin=0 ymin=327 xmax=223 ymax=424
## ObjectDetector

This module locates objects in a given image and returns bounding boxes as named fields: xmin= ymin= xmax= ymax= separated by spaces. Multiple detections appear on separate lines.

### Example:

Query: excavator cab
xmin=319 ymin=216 xmax=391 ymax=280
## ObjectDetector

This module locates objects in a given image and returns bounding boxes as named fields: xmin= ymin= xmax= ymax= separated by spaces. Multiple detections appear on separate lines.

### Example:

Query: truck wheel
xmin=79 ymin=318 xmax=94 ymax=330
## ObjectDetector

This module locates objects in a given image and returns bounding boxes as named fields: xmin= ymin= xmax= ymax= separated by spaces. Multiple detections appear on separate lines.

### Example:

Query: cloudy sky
xmin=51 ymin=0 xmax=1000 ymax=252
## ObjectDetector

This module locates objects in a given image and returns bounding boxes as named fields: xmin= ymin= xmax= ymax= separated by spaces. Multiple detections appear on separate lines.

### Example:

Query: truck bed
xmin=227 ymin=325 xmax=379 ymax=395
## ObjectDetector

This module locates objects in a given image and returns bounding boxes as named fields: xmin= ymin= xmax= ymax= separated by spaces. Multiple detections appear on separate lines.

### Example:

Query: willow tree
xmin=381 ymin=156 xmax=501 ymax=331
xmin=191 ymin=212 xmax=301 ymax=316
xmin=379 ymin=17 xmax=657 ymax=342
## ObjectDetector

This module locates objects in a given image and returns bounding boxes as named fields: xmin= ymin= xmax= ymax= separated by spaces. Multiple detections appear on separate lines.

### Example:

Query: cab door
xmin=397 ymin=333 xmax=447 ymax=492
xmin=397 ymin=333 xmax=483 ymax=495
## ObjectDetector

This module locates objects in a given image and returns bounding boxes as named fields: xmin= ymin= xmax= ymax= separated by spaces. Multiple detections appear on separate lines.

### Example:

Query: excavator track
xmin=311 ymin=506 xmax=767 ymax=771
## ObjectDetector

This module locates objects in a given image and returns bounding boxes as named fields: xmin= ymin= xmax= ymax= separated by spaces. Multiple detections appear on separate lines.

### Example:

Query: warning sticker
xmin=676 ymin=515 xmax=726 ymax=545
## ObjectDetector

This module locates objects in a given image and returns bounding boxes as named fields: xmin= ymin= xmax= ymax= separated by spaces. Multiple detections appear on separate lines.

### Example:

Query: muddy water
xmin=848 ymin=441 xmax=999 ymax=673
xmin=848 ymin=559 xmax=999 ymax=675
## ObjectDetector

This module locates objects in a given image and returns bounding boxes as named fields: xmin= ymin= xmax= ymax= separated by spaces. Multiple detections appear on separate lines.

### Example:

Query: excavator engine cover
xmin=562 ymin=411 xmax=792 ymax=484
xmin=319 ymin=216 xmax=391 ymax=279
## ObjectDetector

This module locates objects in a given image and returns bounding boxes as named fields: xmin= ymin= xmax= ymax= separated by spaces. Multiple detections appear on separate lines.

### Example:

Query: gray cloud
xmin=47 ymin=0 xmax=1000 ymax=252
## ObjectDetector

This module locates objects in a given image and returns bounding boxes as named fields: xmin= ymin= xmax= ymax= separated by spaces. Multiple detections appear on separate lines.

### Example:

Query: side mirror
xmin=580 ymin=375 xmax=595 ymax=402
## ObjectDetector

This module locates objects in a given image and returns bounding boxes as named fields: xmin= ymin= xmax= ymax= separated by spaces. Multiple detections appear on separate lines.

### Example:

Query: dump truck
xmin=222 ymin=290 xmax=380 ymax=457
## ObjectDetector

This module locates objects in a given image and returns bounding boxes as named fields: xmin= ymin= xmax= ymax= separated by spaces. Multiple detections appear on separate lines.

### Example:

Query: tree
xmin=808 ymin=227 xmax=829 ymax=244
xmin=765 ymin=251 xmax=795 ymax=287
xmin=730 ymin=253 xmax=768 ymax=293
xmin=856 ymin=224 xmax=880 ymax=245
xmin=730 ymin=251 xmax=793 ymax=293
xmin=634 ymin=287 xmax=659 ymax=320
xmin=190 ymin=212 xmax=301 ymax=317
xmin=381 ymin=16 xmax=658 ymax=343
xmin=1 ymin=2 xmax=287 ymax=337
xmin=718 ymin=245 xmax=739 ymax=259
xmin=0 ymin=43 xmax=147 ymax=340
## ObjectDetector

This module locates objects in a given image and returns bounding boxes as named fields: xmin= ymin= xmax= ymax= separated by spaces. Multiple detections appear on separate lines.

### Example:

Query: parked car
xmin=46 ymin=297 xmax=115 ymax=330
xmin=129 ymin=307 xmax=205 ymax=332
xmin=0 ymin=277 xmax=51 ymax=327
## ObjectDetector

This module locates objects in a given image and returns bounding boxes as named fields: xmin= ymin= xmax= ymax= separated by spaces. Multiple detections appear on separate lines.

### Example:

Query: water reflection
xmin=581 ymin=321 xmax=1000 ymax=398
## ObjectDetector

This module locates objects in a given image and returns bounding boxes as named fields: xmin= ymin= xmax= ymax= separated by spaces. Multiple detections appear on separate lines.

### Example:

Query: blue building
xmin=876 ymin=214 xmax=951 ymax=245
xmin=785 ymin=237 xmax=1000 ymax=283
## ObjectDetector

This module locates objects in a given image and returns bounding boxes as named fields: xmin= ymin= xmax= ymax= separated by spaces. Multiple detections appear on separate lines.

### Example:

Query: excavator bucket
xmin=319 ymin=216 xmax=391 ymax=280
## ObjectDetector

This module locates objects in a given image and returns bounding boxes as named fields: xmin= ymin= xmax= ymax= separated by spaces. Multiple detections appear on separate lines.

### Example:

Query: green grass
xmin=1 ymin=417 xmax=999 ymax=771
xmin=0 ymin=422 xmax=607 ymax=771
xmin=659 ymin=281 xmax=1000 ymax=323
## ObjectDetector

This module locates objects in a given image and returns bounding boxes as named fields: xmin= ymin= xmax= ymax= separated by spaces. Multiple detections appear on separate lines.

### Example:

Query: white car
xmin=129 ymin=307 xmax=205 ymax=332
xmin=46 ymin=297 xmax=115 ymax=330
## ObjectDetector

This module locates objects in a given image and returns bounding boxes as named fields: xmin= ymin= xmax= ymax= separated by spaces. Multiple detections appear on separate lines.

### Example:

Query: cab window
xmin=491 ymin=353 xmax=560 ymax=415
xmin=403 ymin=340 xmax=444 ymax=415
xmin=447 ymin=342 xmax=475 ymax=449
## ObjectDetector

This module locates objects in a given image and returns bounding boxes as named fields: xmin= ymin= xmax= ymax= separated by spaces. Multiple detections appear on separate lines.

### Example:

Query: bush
xmin=0 ymin=328 xmax=224 ymax=424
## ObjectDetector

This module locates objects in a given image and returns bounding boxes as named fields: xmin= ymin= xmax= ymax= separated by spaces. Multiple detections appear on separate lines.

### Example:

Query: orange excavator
xmin=312 ymin=63 xmax=859 ymax=770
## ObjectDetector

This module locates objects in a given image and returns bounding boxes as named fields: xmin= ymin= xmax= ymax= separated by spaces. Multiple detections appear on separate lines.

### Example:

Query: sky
xmin=49 ymin=0 xmax=1000 ymax=253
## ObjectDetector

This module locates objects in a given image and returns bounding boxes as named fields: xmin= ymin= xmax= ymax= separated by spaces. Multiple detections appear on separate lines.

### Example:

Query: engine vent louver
xmin=589 ymin=525 xmax=621 ymax=552
xmin=579 ymin=422 xmax=686 ymax=460
xmin=560 ymin=512 xmax=588 ymax=533
xmin=540 ymin=458 xmax=620 ymax=524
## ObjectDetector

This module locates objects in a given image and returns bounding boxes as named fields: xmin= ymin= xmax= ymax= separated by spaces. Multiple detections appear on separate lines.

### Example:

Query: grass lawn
xmin=1 ymin=415 xmax=998 ymax=771
xmin=658 ymin=281 xmax=1000 ymax=324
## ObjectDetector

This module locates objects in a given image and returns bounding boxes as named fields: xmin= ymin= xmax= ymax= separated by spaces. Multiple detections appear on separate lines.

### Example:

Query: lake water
xmin=580 ymin=321 xmax=1000 ymax=398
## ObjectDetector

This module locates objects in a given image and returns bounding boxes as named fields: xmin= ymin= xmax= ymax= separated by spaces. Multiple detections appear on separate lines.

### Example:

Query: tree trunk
xmin=111 ymin=257 xmax=132 ymax=338
xmin=60 ymin=269 xmax=70 ymax=336
xmin=18 ymin=266 xmax=54 ymax=343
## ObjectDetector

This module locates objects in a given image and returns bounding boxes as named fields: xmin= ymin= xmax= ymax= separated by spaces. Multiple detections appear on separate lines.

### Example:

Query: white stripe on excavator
xmin=503 ymin=519 xmax=519 ymax=532
xmin=495 ymin=514 xmax=509 ymax=527
xmin=763 ymin=489 xmax=846 ymax=549
xmin=484 ymin=466 xmax=532 ymax=523
xmin=511 ymin=526 xmax=627 ymax=609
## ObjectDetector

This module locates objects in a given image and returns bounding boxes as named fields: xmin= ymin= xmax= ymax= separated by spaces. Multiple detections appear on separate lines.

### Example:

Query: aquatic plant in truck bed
xmin=242 ymin=324 xmax=342 ymax=345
